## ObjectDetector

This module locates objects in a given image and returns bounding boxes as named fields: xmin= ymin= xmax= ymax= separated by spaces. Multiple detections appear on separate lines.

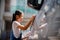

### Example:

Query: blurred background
xmin=0 ymin=0 xmax=60 ymax=40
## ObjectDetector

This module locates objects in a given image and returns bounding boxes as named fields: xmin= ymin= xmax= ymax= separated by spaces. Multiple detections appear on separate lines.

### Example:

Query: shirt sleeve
xmin=14 ymin=21 xmax=24 ymax=27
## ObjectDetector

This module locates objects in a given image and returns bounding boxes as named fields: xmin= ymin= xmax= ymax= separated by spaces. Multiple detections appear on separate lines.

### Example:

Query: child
xmin=10 ymin=10 xmax=35 ymax=40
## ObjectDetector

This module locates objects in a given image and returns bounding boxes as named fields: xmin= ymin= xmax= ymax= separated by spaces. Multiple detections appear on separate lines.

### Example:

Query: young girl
xmin=10 ymin=10 xmax=35 ymax=40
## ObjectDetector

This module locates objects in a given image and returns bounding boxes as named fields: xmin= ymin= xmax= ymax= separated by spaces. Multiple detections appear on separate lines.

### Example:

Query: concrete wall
xmin=0 ymin=0 xmax=5 ymax=38
xmin=47 ymin=5 xmax=60 ymax=36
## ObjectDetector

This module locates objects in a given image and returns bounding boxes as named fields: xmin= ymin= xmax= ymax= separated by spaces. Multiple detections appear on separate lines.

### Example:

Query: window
xmin=27 ymin=0 xmax=44 ymax=10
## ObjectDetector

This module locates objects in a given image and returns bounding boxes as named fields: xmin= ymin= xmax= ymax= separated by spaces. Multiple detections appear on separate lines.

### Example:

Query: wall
xmin=0 ymin=0 xmax=5 ymax=37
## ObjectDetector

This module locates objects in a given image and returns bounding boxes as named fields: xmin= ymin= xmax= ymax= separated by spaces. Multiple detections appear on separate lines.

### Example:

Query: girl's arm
xmin=17 ymin=15 xmax=35 ymax=30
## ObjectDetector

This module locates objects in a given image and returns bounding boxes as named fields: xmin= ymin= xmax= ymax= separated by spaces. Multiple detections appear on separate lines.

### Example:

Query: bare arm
xmin=17 ymin=15 xmax=35 ymax=30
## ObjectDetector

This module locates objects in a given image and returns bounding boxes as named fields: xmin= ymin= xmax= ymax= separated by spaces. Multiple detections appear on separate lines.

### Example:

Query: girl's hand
xmin=30 ymin=15 xmax=36 ymax=22
xmin=30 ymin=15 xmax=36 ymax=25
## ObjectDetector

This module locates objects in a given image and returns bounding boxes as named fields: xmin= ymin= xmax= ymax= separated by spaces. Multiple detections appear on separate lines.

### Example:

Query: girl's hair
xmin=12 ymin=10 xmax=23 ymax=23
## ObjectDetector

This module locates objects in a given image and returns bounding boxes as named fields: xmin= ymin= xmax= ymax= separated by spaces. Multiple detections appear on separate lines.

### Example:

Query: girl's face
xmin=16 ymin=13 xmax=24 ymax=22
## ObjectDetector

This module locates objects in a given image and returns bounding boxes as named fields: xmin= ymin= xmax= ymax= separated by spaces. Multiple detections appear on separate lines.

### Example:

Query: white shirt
xmin=12 ymin=21 xmax=21 ymax=38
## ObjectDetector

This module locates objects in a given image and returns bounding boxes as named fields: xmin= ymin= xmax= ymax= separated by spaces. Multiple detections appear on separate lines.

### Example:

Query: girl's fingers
xmin=32 ymin=15 xmax=36 ymax=18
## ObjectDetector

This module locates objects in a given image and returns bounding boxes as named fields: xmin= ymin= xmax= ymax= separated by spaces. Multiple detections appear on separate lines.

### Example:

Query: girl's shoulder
xmin=13 ymin=21 xmax=21 ymax=25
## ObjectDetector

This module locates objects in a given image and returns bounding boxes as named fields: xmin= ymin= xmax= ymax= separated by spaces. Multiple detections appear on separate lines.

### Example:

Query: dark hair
xmin=12 ymin=10 xmax=22 ymax=23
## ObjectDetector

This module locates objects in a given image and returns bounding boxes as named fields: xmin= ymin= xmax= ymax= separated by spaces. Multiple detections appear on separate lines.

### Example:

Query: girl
xmin=10 ymin=10 xmax=35 ymax=40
